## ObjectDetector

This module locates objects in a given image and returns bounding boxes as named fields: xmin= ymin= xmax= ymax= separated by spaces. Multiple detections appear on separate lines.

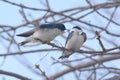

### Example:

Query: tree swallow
xmin=16 ymin=23 xmax=66 ymax=45
xmin=59 ymin=26 xmax=86 ymax=59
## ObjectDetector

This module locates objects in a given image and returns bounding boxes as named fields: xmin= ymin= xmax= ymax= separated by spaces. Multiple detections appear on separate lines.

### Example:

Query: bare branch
xmin=49 ymin=54 xmax=120 ymax=80
xmin=0 ymin=70 xmax=31 ymax=80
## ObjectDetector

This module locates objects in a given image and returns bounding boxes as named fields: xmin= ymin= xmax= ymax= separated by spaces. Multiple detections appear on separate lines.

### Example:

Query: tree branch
xmin=0 ymin=70 xmax=31 ymax=80
xmin=49 ymin=54 xmax=120 ymax=80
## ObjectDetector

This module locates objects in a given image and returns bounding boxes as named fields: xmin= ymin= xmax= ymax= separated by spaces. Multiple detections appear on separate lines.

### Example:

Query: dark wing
xmin=81 ymin=32 xmax=87 ymax=42
xmin=65 ymin=31 xmax=74 ymax=46
xmin=40 ymin=24 xmax=55 ymax=29
xmin=40 ymin=23 xmax=66 ymax=30
xmin=16 ymin=29 xmax=36 ymax=37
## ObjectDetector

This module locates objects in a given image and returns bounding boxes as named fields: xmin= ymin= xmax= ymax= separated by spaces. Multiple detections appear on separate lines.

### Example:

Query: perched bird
xmin=59 ymin=26 xmax=86 ymax=59
xmin=16 ymin=23 xmax=66 ymax=45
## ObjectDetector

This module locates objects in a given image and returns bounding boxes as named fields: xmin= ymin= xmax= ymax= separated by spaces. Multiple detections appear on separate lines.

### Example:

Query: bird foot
xmin=19 ymin=41 xmax=28 ymax=46
xmin=58 ymin=55 xmax=70 ymax=59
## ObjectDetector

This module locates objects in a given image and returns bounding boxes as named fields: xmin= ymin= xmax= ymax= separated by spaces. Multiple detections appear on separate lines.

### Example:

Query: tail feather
xmin=16 ymin=29 xmax=35 ymax=37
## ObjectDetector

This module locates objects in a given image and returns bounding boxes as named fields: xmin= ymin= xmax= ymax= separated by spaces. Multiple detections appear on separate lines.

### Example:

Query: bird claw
xmin=19 ymin=42 xmax=24 ymax=46
xmin=19 ymin=41 xmax=28 ymax=46
xmin=58 ymin=55 xmax=70 ymax=59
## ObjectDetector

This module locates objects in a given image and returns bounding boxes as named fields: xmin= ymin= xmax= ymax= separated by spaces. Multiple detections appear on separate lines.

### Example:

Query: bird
xmin=59 ymin=26 xmax=86 ymax=59
xmin=16 ymin=23 xmax=66 ymax=45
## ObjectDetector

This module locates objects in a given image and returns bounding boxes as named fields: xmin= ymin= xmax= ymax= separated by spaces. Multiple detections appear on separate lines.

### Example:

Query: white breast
xmin=33 ymin=28 xmax=62 ymax=42
xmin=65 ymin=32 xmax=84 ymax=51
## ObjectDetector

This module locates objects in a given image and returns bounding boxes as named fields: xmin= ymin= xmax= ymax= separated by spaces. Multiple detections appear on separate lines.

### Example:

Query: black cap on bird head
xmin=73 ymin=26 xmax=81 ymax=30
xmin=57 ymin=23 xmax=66 ymax=31
xmin=40 ymin=23 xmax=66 ymax=31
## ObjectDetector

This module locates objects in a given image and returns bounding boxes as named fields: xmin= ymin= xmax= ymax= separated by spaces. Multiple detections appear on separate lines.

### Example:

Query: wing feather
xmin=16 ymin=29 xmax=36 ymax=37
xmin=65 ymin=31 xmax=74 ymax=46
xmin=81 ymin=32 xmax=86 ymax=42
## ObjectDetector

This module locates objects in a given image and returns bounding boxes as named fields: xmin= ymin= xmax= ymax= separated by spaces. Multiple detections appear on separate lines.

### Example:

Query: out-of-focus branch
xmin=49 ymin=53 xmax=120 ymax=80
xmin=35 ymin=64 xmax=49 ymax=80
xmin=0 ymin=70 xmax=31 ymax=80
xmin=2 ymin=0 xmax=120 ymax=11
xmin=1 ymin=0 xmax=47 ymax=11
xmin=106 ymin=75 xmax=120 ymax=80
xmin=0 ymin=46 xmax=120 ymax=57
xmin=96 ymin=31 xmax=106 ymax=52
xmin=0 ymin=49 xmax=59 ymax=56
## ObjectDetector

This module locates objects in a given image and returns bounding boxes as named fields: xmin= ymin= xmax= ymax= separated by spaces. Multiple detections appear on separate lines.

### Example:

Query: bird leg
xmin=58 ymin=54 xmax=70 ymax=59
